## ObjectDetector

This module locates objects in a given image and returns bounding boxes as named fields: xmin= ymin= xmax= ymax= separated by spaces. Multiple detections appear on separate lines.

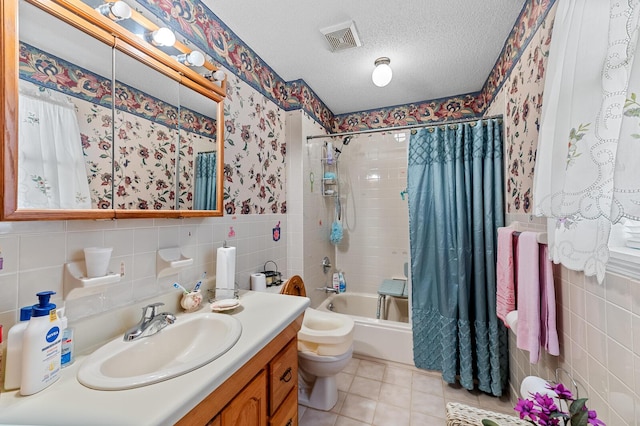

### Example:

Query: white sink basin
xmin=77 ymin=312 xmax=242 ymax=390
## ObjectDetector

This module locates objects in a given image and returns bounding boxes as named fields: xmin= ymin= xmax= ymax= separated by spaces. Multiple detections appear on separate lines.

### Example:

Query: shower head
xmin=334 ymin=135 xmax=352 ymax=159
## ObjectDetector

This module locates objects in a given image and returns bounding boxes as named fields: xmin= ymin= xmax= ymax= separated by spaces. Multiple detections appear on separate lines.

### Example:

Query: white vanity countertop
xmin=0 ymin=291 xmax=310 ymax=426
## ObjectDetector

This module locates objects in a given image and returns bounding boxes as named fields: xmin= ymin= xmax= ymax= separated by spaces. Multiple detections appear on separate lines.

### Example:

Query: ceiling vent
xmin=320 ymin=21 xmax=362 ymax=52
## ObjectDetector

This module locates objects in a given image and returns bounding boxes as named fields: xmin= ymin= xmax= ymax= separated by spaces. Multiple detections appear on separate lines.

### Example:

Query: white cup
xmin=84 ymin=247 xmax=113 ymax=278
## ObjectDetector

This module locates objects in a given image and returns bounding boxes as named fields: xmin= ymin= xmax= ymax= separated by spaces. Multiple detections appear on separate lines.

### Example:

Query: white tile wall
xmin=0 ymin=214 xmax=287 ymax=333
xmin=333 ymin=131 xmax=410 ymax=295
xmin=506 ymin=212 xmax=640 ymax=425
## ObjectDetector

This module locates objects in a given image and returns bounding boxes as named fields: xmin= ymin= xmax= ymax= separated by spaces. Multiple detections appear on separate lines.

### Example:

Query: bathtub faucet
xmin=316 ymin=286 xmax=339 ymax=294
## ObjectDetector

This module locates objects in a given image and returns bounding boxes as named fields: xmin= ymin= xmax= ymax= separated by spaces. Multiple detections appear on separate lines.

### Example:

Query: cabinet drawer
xmin=269 ymin=388 xmax=298 ymax=426
xmin=269 ymin=338 xmax=297 ymax=414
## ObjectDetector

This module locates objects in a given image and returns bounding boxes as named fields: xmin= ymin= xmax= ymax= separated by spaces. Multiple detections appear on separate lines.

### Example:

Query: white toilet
xmin=297 ymin=307 xmax=355 ymax=411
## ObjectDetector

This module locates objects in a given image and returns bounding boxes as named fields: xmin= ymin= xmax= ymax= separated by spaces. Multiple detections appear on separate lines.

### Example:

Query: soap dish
xmin=211 ymin=299 xmax=241 ymax=312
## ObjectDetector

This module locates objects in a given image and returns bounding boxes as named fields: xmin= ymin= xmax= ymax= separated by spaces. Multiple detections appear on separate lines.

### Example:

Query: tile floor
xmin=298 ymin=355 xmax=516 ymax=426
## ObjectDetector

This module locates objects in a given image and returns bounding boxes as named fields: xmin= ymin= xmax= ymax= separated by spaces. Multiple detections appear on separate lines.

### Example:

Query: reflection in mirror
xmin=113 ymin=49 xmax=180 ymax=210
xmin=178 ymin=84 xmax=219 ymax=210
xmin=18 ymin=0 xmax=114 ymax=209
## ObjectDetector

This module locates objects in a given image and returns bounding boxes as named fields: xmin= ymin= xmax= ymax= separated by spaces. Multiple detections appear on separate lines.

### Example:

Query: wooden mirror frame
xmin=1 ymin=0 xmax=226 ymax=220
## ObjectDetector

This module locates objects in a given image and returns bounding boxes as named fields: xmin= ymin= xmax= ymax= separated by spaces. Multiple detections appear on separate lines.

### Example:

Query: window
xmin=607 ymin=219 xmax=640 ymax=280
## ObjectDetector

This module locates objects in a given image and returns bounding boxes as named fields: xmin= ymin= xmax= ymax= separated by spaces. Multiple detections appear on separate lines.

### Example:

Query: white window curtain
xmin=533 ymin=1 xmax=640 ymax=283
xmin=18 ymin=83 xmax=92 ymax=210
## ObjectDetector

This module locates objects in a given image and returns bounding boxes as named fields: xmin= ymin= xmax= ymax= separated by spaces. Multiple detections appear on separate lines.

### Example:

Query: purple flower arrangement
xmin=514 ymin=383 xmax=605 ymax=426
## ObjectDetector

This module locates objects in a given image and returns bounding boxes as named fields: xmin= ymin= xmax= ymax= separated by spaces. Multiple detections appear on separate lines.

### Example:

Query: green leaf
xmin=569 ymin=398 xmax=588 ymax=417
xmin=624 ymin=107 xmax=640 ymax=117
xmin=570 ymin=409 xmax=588 ymax=426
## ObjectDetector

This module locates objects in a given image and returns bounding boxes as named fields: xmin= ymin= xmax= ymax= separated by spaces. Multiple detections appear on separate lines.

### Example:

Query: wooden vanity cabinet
xmin=219 ymin=370 xmax=267 ymax=426
xmin=177 ymin=315 xmax=302 ymax=426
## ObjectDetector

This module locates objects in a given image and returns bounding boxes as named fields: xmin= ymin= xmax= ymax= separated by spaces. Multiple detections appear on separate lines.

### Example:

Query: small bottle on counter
xmin=61 ymin=327 xmax=74 ymax=368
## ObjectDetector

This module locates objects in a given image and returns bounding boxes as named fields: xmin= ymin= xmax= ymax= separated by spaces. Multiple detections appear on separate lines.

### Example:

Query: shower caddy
xmin=322 ymin=141 xmax=344 ymax=245
xmin=321 ymin=142 xmax=339 ymax=199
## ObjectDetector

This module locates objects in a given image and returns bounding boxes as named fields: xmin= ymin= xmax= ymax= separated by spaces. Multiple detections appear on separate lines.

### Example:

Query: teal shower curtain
xmin=408 ymin=118 xmax=508 ymax=396
xmin=195 ymin=151 xmax=217 ymax=210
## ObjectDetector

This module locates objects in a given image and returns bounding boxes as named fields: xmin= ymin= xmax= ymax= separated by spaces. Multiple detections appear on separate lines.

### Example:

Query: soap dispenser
xmin=20 ymin=291 xmax=63 ymax=396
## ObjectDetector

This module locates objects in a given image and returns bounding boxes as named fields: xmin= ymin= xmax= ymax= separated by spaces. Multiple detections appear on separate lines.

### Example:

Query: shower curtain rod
xmin=305 ymin=114 xmax=503 ymax=140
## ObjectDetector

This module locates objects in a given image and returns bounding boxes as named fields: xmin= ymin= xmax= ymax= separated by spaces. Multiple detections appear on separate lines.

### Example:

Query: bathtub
xmin=316 ymin=292 xmax=414 ymax=366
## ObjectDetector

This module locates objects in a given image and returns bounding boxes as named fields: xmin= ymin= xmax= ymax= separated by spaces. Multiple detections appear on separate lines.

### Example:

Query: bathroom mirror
xmin=178 ymin=83 xmax=221 ymax=211
xmin=1 ymin=0 xmax=225 ymax=220
xmin=112 ymin=48 xmax=180 ymax=211
xmin=14 ymin=0 xmax=115 ymax=216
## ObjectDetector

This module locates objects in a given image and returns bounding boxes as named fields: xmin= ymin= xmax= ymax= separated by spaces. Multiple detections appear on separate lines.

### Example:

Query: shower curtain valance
xmin=533 ymin=0 xmax=640 ymax=283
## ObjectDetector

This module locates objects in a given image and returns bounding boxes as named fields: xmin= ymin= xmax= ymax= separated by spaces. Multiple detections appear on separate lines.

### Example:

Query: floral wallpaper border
xmin=333 ymin=92 xmax=484 ymax=133
xmin=481 ymin=0 xmax=556 ymax=108
xmin=136 ymin=0 xmax=555 ymax=132
xmin=136 ymin=0 xmax=335 ymax=132
xmin=19 ymin=43 xmax=217 ymax=139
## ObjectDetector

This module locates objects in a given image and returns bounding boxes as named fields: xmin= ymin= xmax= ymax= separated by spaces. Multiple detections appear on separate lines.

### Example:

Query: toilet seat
xmin=298 ymin=308 xmax=354 ymax=356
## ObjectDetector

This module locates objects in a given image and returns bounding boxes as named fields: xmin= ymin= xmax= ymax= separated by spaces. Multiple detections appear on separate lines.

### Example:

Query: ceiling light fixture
xmin=372 ymin=57 xmax=392 ymax=87
xmin=95 ymin=1 xmax=132 ymax=21
xmin=173 ymin=51 xmax=205 ymax=67
xmin=146 ymin=27 xmax=176 ymax=47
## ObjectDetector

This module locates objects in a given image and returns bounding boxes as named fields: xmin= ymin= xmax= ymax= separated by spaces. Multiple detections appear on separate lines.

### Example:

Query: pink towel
xmin=539 ymin=245 xmax=559 ymax=356
xmin=496 ymin=227 xmax=516 ymax=325
xmin=516 ymin=232 xmax=541 ymax=364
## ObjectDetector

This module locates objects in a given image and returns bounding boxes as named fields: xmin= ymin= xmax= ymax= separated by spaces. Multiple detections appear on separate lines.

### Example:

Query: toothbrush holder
xmin=180 ymin=290 xmax=203 ymax=312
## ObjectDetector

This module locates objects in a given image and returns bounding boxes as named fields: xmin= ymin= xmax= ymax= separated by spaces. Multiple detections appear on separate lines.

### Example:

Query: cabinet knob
xmin=286 ymin=419 xmax=293 ymax=426
xmin=280 ymin=367 xmax=292 ymax=383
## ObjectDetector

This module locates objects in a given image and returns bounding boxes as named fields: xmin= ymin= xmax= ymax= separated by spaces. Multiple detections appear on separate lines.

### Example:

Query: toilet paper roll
xmin=505 ymin=310 xmax=518 ymax=332
xmin=216 ymin=246 xmax=236 ymax=290
xmin=250 ymin=273 xmax=267 ymax=292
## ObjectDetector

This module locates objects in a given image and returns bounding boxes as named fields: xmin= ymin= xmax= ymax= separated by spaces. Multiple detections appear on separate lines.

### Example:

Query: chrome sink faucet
xmin=123 ymin=302 xmax=177 ymax=342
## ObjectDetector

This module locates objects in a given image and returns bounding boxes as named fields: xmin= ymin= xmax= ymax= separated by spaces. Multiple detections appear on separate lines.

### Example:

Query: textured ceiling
xmin=204 ymin=1 xmax=527 ymax=115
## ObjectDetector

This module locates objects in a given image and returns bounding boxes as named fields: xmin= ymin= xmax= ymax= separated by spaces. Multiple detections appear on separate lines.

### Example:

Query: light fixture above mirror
xmin=95 ymin=1 xmax=131 ymax=21
xmin=145 ymin=27 xmax=176 ymax=47
xmin=174 ymin=51 xmax=205 ymax=67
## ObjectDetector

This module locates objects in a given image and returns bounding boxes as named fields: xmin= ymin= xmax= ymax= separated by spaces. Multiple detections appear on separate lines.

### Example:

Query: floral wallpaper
xmin=19 ymin=43 xmax=217 ymax=210
xmin=485 ymin=4 xmax=556 ymax=214
xmin=222 ymin=73 xmax=286 ymax=215
xmin=75 ymin=96 xmax=114 ymax=209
